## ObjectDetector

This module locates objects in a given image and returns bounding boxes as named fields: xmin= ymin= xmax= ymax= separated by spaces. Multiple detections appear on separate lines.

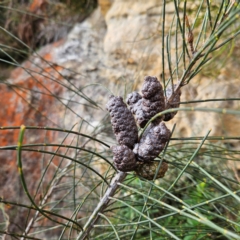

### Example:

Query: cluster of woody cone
xmin=106 ymin=76 xmax=181 ymax=180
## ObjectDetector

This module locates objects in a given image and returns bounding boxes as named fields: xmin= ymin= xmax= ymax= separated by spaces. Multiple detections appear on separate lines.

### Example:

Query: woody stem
xmin=76 ymin=171 xmax=127 ymax=240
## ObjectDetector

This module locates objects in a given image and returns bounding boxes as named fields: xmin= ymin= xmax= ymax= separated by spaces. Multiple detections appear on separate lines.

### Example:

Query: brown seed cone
xmin=106 ymin=95 xmax=138 ymax=149
xmin=141 ymin=76 xmax=163 ymax=99
xmin=133 ymin=122 xmax=171 ymax=162
xmin=126 ymin=93 xmax=147 ymax=128
xmin=126 ymin=76 xmax=165 ymax=128
xmin=126 ymin=91 xmax=142 ymax=111
xmin=164 ymin=84 xmax=181 ymax=121
xmin=141 ymin=76 xmax=165 ymax=126
xmin=111 ymin=145 xmax=137 ymax=172
xmin=141 ymin=76 xmax=165 ymax=113
xmin=135 ymin=161 xmax=168 ymax=180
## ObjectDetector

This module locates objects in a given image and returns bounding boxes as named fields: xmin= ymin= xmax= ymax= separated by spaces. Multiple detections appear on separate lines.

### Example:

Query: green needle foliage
xmin=0 ymin=0 xmax=240 ymax=239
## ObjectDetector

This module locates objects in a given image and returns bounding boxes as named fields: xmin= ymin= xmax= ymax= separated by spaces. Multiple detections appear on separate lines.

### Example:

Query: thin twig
xmin=76 ymin=171 xmax=127 ymax=240
xmin=21 ymin=127 xmax=106 ymax=238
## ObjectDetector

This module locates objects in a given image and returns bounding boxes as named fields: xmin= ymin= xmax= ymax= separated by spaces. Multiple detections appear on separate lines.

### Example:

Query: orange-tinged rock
xmin=0 ymin=40 xmax=70 ymax=235
xmin=29 ymin=0 xmax=48 ymax=13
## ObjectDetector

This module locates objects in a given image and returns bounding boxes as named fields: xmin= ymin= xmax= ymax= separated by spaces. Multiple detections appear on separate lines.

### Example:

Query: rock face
xmin=1 ymin=0 xmax=240 ymax=237
xmin=0 ymin=40 xmax=69 ymax=236
xmin=176 ymin=76 xmax=240 ymax=140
